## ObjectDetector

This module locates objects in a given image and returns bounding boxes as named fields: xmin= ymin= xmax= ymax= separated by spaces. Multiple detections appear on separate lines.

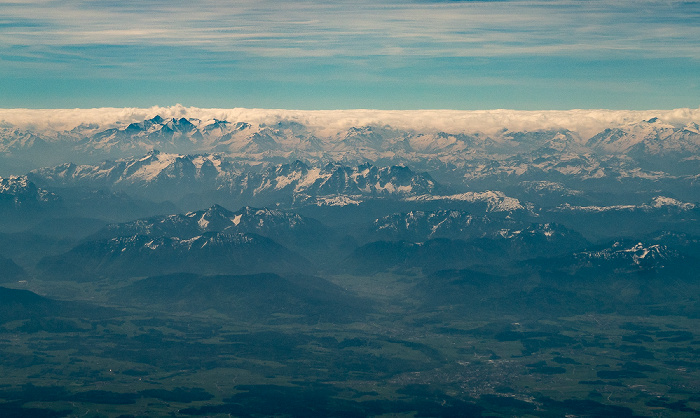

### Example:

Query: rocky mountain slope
xmin=2 ymin=114 xmax=698 ymax=180
xmin=28 ymin=151 xmax=440 ymax=206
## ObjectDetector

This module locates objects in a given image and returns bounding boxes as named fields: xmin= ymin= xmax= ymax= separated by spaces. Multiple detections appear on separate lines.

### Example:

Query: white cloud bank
xmin=1 ymin=105 xmax=700 ymax=139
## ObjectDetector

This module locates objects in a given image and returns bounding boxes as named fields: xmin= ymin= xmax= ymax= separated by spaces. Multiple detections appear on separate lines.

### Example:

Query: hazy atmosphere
xmin=1 ymin=1 xmax=700 ymax=417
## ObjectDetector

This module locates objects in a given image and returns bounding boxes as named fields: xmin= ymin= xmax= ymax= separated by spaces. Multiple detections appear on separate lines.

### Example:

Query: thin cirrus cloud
xmin=0 ymin=0 xmax=699 ymax=109
xmin=0 ymin=0 xmax=695 ymax=58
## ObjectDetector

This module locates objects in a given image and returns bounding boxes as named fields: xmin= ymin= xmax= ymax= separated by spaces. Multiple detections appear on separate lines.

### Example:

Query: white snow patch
xmin=407 ymin=191 xmax=524 ymax=212
xmin=129 ymin=153 xmax=179 ymax=181
xmin=555 ymin=203 xmax=637 ymax=212
xmin=651 ymin=196 xmax=696 ymax=209
xmin=274 ymin=171 xmax=303 ymax=190
xmin=295 ymin=168 xmax=324 ymax=191
xmin=314 ymin=195 xmax=362 ymax=206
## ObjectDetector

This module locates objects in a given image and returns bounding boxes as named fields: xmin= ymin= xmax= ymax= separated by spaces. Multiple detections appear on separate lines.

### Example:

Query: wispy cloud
xmin=1 ymin=0 xmax=698 ymax=108
xmin=2 ymin=0 xmax=699 ymax=60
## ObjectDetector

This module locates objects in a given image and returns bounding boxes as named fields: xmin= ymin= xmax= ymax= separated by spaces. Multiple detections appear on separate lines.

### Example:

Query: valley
xmin=1 ymin=111 xmax=699 ymax=416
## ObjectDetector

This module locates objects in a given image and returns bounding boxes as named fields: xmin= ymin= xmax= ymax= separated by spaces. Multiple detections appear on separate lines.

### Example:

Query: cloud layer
xmin=3 ymin=0 xmax=699 ymax=60
xmin=2 ymin=105 xmax=699 ymax=138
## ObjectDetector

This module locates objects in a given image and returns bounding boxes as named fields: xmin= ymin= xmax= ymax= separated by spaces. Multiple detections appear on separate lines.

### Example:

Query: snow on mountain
xmin=553 ymin=196 xmax=697 ymax=213
xmin=38 ymin=229 xmax=312 ymax=280
xmin=364 ymin=212 xmax=589 ymax=265
xmin=406 ymin=131 xmax=479 ymax=155
xmin=37 ymin=203 xmax=325 ymax=280
xmin=554 ymin=203 xmax=638 ymax=213
xmin=645 ymin=231 xmax=700 ymax=256
xmin=88 ymin=116 xmax=204 ymax=155
xmin=0 ymin=175 xmax=60 ymax=207
xmin=519 ymin=181 xmax=582 ymax=196
xmin=490 ymin=129 xmax=584 ymax=154
xmin=372 ymin=210 xmax=582 ymax=246
xmin=28 ymin=150 xmax=230 ymax=197
xmin=3 ymin=111 xmax=697 ymax=199
xmin=372 ymin=210 xmax=495 ymax=240
xmin=406 ymin=190 xmax=524 ymax=212
xmin=311 ymin=195 xmax=363 ymax=207
xmin=576 ymin=241 xmax=682 ymax=267
xmin=461 ymin=152 xmax=672 ymax=182
xmin=586 ymin=117 xmax=700 ymax=156
xmin=30 ymin=152 xmax=438 ymax=205
xmin=93 ymin=204 xmax=320 ymax=241
xmin=6 ymin=106 xmax=700 ymax=139
xmin=228 ymin=160 xmax=439 ymax=202
xmin=1 ymin=175 xmax=30 ymax=195
xmin=649 ymin=196 xmax=696 ymax=210
xmin=0 ymin=127 xmax=51 ymax=153
xmin=1 ymin=111 xmax=697 ymax=169
xmin=496 ymin=223 xmax=565 ymax=239
xmin=489 ymin=223 xmax=591 ymax=257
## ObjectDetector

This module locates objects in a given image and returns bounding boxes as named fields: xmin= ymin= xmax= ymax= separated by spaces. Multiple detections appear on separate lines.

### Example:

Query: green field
xmin=2 ymin=272 xmax=699 ymax=417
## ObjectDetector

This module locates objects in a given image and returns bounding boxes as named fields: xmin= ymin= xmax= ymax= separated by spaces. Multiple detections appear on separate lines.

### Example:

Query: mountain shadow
xmin=0 ymin=286 xmax=118 ymax=331
xmin=409 ymin=238 xmax=700 ymax=319
xmin=37 ymin=231 xmax=313 ymax=281
xmin=110 ymin=272 xmax=370 ymax=323
xmin=340 ymin=238 xmax=488 ymax=275
xmin=0 ymin=255 xmax=27 ymax=283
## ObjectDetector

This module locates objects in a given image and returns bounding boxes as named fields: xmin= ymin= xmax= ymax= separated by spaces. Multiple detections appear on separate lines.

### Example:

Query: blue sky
xmin=1 ymin=0 xmax=699 ymax=110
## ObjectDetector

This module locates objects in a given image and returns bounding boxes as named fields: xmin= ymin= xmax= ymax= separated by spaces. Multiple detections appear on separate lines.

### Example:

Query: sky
xmin=1 ymin=0 xmax=699 ymax=110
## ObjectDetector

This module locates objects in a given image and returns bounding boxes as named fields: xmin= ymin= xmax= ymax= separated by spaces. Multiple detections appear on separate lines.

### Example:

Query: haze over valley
xmin=1 ymin=107 xmax=699 ymax=416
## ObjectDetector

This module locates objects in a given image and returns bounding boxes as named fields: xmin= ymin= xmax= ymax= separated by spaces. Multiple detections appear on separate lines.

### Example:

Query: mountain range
xmin=110 ymin=272 xmax=369 ymax=323
xmin=38 ymin=230 xmax=311 ymax=281
xmin=1 ymin=112 xmax=699 ymax=294
xmin=2 ymin=109 xmax=700 ymax=418
xmin=2 ymin=115 xmax=698 ymax=181
xmin=27 ymin=152 xmax=440 ymax=207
